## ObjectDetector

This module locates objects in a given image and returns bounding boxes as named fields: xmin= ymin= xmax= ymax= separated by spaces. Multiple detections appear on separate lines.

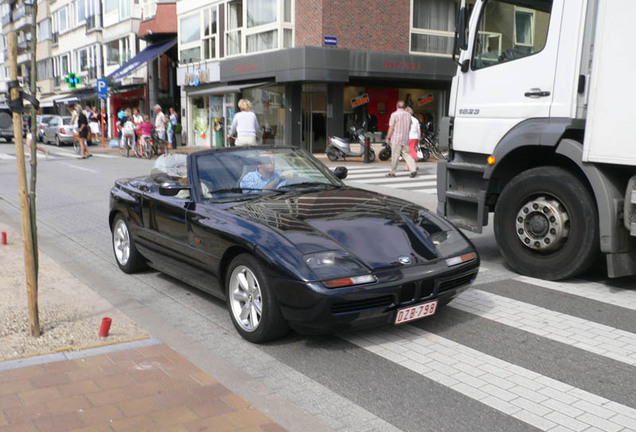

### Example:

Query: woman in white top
xmin=406 ymin=107 xmax=421 ymax=168
xmin=229 ymin=99 xmax=259 ymax=146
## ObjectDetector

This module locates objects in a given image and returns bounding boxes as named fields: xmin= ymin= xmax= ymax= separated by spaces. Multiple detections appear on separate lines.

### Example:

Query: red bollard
xmin=99 ymin=317 xmax=112 ymax=337
xmin=1 ymin=232 xmax=6 ymax=245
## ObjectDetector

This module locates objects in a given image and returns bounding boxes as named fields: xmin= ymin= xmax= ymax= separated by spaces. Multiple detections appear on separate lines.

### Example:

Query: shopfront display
xmin=242 ymin=84 xmax=286 ymax=146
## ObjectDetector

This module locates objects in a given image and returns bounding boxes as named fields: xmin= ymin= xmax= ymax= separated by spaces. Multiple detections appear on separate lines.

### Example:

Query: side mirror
xmin=159 ymin=181 xmax=190 ymax=197
xmin=453 ymin=5 xmax=469 ymax=72
xmin=333 ymin=166 xmax=348 ymax=180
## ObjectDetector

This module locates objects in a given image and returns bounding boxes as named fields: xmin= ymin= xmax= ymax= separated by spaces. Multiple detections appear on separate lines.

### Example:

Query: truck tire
xmin=494 ymin=166 xmax=598 ymax=280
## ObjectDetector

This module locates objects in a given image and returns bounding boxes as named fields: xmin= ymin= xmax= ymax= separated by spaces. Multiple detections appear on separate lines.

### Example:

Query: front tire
xmin=112 ymin=214 xmax=146 ymax=273
xmin=494 ymin=167 xmax=598 ymax=280
xmin=326 ymin=148 xmax=339 ymax=162
xmin=226 ymin=254 xmax=289 ymax=343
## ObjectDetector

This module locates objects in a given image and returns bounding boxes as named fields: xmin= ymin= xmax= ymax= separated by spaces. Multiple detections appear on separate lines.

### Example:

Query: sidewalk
xmin=0 ymin=221 xmax=287 ymax=432
xmin=0 ymin=339 xmax=286 ymax=432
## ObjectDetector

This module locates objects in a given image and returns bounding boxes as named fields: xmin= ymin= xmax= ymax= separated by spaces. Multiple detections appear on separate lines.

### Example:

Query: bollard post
xmin=1 ymin=232 xmax=6 ymax=245
xmin=99 ymin=317 xmax=112 ymax=337
xmin=364 ymin=137 xmax=371 ymax=163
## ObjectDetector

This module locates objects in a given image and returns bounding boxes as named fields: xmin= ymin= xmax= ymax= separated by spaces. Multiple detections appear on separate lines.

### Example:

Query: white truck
xmin=437 ymin=0 xmax=636 ymax=280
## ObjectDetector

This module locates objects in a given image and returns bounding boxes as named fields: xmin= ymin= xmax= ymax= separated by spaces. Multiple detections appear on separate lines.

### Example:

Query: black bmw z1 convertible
xmin=109 ymin=146 xmax=479 ymax=343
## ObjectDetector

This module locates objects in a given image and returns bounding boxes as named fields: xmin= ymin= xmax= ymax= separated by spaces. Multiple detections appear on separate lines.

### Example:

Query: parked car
xmin=42 ymin=116 xmax=74 ymax=146
xmin=109 ymin=147 xmax=480 ymax=343
xmin=0 ymin=112 xmax=30 ymax=142
xmin=0 ymin=110 xmax=13 ymax=142
xmin=36 ymin=115 xmax=56 ymax=142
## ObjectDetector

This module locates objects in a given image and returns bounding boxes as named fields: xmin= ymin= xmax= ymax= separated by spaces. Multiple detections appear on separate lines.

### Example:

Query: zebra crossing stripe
xmin=513 ymin=276 xmax=636 ymax=311
xmin=451 ymin=289 xmax=636 ymax=366
xmin=347 ymin=174 xmax=437 ymax=182
xmin=345 ymin=325 xmax=636 ymax=431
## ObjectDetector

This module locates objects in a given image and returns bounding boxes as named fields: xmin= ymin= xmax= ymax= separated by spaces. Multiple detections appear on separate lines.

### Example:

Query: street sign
xmin=324 ymin=36 xmax=337 ymax=47
xmin=97 ymin=79 xmax=108 ymax=100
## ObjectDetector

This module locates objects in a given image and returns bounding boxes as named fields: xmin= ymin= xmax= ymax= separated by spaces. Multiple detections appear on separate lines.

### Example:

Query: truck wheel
xmin=494 ymin=166 xmax=598 ymax=280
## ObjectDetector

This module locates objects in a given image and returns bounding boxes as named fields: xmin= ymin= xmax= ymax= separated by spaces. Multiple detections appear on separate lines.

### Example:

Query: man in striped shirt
xmin=385 ymin=100 xmax=417 ymax=178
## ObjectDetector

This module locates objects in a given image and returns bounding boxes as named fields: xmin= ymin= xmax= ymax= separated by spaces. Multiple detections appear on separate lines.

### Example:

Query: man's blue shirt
xmin=240 ymin=170 xmax=285 ymax=190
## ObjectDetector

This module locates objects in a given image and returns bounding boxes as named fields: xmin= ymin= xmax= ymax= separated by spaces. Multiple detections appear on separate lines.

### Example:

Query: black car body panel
xmin=109 ymin=147 xmax=479 ymax=335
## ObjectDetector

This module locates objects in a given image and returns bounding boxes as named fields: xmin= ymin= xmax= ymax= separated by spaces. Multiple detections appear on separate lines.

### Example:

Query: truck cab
xmin=438 ymin=0 xmax=636 ymax=279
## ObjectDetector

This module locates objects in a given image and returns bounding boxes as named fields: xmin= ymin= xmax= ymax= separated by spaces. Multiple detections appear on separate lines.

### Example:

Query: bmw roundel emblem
xmin=398 ymin=256 xmax=412 ymax=265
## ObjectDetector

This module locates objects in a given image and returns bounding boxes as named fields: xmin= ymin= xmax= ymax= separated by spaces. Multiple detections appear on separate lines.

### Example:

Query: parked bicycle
xmin=118 ymin=134 xmax=135 ymax=158
xmin=150 ymin=129 xmax=169 ymax=156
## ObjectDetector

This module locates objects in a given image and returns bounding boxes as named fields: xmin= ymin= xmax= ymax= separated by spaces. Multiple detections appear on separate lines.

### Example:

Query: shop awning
xmin=38 ymin=96 xmax=56 ymax=108
xmin=108 ymin=38 xmax=177 ymax=82
xmin=186 ymin=81 xmax=273 ymax=97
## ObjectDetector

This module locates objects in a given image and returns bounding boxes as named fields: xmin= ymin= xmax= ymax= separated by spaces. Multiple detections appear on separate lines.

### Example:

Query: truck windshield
xmin=472 ymin=0 xmax=553 ymax=70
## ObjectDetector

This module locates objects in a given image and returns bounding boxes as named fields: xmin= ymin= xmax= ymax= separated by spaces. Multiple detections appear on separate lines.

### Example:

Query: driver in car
xmin=239 ymin=155 xmax=297 ymax=190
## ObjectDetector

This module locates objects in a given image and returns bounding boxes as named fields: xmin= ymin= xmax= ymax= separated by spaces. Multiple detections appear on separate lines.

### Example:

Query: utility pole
xmin=8 ymin=8 xmax=41 ymax=337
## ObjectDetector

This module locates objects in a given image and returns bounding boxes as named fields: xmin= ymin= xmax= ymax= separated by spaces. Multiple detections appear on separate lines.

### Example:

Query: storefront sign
xmin=350 ymin=93 xmax=370 ymax=108
xmin=235 ymin=63 xmax=257 ymax=73
xmin=382 ymin=61 xmax=422 ymax=72
xmin=418 ymin=94 xmax=434 ymax=106
xmin=185 ymin=68 xmax=209 ymax=87
xmin=209 ymin=96 xmax=223 ymax=117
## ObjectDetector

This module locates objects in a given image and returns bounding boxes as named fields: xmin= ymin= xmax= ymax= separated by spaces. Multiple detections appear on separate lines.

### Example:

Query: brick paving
xmin=0 ymin=343 xmax=287 ymax=432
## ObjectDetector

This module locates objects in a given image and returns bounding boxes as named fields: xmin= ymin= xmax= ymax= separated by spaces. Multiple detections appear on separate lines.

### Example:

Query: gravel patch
xmin=0 ymin=221 xmax=148 ymax=361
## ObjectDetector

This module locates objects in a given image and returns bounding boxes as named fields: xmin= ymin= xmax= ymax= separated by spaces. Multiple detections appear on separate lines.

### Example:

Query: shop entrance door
xmin=301 ymin=89 xmax=327 ymax=154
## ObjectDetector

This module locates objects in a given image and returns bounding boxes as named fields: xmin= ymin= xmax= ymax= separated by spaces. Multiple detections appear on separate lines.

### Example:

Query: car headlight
xmin=304 ymin=251 xmax=375 ymax=288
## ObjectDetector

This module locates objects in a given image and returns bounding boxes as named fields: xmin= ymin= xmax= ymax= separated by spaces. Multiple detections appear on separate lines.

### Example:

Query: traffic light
xmin=65 ymin=73 xmax=81 ymax=89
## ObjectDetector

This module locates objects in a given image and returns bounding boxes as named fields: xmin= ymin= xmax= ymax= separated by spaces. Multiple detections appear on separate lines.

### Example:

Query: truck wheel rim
xmin=229 ymin=265 xmax=262 ymax=332
xmin=515 ymin=196 xmax=570 ymax=252
xmin=113 ymin=219 xmax=130 ymax=265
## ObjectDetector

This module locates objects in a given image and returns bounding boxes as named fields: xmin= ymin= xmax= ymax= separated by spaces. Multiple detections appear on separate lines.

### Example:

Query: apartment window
xmin=119 ymin=0 xmax=131 ymax=20
xmin=180 ymin=13 xmax=200 ymax=44
xmin=246 ymin=0 xmax=276 ymax=27
xmin=37 ymin=59 xmax=53 ymax=80
xmin=37 ymin=18 xmax=52 ymax=40
xmin=203 ymin=8 xmax=217 ymax=59
xmin=284 ymin=0 xmax=292 ymax=22
xmin=106 ymin=38 xmax=131 ymax=66
xmin=247 ymin=30 xmax=277 ymax=53
xmin=53 ymin=6 xmax=69 ymax=33
xmin=77 ymin=0 xmax=86 ymax=22
xmin=226 ymin=0 xmax=243 ymax=55
xmin=410 ymin=0 xmax=457 ymax=56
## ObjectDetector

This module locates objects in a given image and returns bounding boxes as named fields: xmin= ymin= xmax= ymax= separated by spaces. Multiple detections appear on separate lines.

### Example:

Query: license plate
xmin=394 ymin=300 xmax=438 ymax=325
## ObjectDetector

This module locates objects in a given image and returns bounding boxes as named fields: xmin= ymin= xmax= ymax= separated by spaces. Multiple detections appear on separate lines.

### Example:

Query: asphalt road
xmin=1 ymin=141 xmax=635 ymax=432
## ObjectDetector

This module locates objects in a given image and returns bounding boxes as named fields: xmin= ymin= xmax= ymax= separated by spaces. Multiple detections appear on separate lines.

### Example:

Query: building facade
xmin=176 ymin=0 xmax=459 ymax=151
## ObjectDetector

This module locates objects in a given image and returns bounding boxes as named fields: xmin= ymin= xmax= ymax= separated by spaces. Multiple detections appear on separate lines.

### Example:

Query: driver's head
xmin=257 ymin=155 xmax=275 ymax=177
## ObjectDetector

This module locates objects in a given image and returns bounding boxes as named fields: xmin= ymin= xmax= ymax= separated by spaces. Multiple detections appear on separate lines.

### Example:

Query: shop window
xmin=243 ymin=85 xmax=286 ymax=146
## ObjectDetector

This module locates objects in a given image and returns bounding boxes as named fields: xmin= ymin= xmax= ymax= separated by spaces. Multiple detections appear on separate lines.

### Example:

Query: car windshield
xmin=62 ymin=117 xmax=72 ymax=125
xmin=194 ymin=147 xmax=342 ymax=200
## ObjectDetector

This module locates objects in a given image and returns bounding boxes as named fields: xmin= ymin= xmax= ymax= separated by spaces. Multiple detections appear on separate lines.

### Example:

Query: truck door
xmin=452 ymin=0 xmax=561 ymax=155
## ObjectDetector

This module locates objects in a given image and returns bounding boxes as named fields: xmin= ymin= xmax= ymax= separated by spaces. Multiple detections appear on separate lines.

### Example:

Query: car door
xmin=451 ymin=0 xmax=563 ymax=155
xmin=45 ymin=117 xmax=58 ymax=142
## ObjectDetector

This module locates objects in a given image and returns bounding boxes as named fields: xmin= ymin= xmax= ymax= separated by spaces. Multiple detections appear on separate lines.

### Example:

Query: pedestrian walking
xmin=132 ymin=108 xmax=143 ymax=148
xmin=168 ymin=107 xmax=178 ymax=149
xmin=153 ymin=104 xmax=167 ymax=141
xmin=385 ymin=100 xmax=417 ymax=178
xmin=120 ymin=108 xmax=137 ymax=154
xmin=229 ymin=99 xmax=259 ymax=146
xmin=76 ymin=104 xmax=92 ymax=159
xmin=406 ymin=106 xmax=421 ymax=168
xmin=25 ymin=131 xmax=49 ymax=159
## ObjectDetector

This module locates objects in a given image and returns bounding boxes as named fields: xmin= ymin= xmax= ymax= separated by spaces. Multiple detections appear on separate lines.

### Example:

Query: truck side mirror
xmin=453 ymin=5 xmax=469 ymax=72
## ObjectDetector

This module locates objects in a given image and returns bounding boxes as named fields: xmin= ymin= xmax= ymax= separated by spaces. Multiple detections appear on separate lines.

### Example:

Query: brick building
xmin=176 ymin=0 xmax=458 ymax=151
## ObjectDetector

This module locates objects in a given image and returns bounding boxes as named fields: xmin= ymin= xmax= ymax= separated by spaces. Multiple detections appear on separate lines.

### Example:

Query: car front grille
xmin=331 ymin=295 xmax=394 ymax=315
xmin=438 ymin=273 xmax=476 ymax=292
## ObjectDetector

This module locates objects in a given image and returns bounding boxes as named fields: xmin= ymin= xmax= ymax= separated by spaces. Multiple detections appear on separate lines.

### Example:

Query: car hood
xmin=225 ymin=187 xmax=472 ymax=270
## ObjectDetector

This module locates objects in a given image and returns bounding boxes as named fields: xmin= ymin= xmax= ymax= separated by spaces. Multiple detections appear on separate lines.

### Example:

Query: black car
xmin=109 ymin=146 xmax=479 ymax=343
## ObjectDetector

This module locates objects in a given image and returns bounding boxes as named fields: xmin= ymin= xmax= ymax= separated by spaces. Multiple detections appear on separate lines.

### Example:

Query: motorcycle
xmin=326 ymin=126 xmax=376 ymax=162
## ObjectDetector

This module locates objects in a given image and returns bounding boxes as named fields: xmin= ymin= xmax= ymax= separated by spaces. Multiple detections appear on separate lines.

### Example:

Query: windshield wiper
xmin=208 ymin=187 xmax=284 ymax=195
xmin=277 ymin=182 xmax=339 ymax=190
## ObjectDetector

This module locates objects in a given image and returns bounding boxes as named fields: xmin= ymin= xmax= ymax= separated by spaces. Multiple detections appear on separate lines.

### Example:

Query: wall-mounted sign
xmin=324 ymin=36 xmax=337 ymax=47
xmin=186 ymin=68 xmax=209 ymax=87
xmin=350 ymin=93 xmax=370 ymax=108
xmin=417 ymin=94 xmax=434 ymax=106
xmin=97 ymin=79 xmax=108 ymax=100
xmin=65 ymin=73 xmax=81 ymax=89
xmin=382 ymin=61 xmax=421 ymax=72
xmin=234 ymin=63 xmax=257 ymax=73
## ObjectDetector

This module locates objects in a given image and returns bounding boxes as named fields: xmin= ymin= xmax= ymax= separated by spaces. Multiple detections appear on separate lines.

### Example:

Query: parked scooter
xmin=326 ymin=126 xmax=376 ymax=162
